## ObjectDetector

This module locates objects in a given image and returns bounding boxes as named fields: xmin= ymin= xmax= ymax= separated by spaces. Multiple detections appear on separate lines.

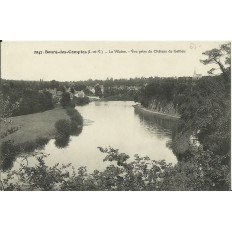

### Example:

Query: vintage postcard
xmin=0 ymin=41 xmax=230 ymax=191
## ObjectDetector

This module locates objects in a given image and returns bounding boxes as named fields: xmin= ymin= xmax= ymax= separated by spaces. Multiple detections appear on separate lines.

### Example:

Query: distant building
xmin=86 ymin=86 xmax=95 ymax=94
xmin=193 ymin=68 xmax=202 ymax=79
xmin=75 ymin=90 xmax=85 ymax=98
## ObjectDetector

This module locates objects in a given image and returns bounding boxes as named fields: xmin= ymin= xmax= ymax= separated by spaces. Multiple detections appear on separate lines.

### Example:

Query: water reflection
xmin=2 ymin=154 xmax=16 ymax=171
xmin=54 ymin=126 xmax=83 ymax=149
xmin=55 ymin=135 xmax=70 ymax=148
xmin=71 ymin=125 xmax=83 ymax=137
xmin=133 ymin=107 xmax=192 ymax=161
xmin=133 ymin=106 xmax=179 ymax=153
xmin=134 ymin=108 xmax=177 ymax=138
xmin=1 ymin=137 xmax=50 ymax=171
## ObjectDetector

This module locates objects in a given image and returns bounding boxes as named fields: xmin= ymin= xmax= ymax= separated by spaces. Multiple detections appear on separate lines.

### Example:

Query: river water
xmin=13 ymin=101 xmax=178 ymax=173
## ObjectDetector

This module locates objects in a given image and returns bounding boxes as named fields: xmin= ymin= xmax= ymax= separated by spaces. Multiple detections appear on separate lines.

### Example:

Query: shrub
xmin=1 ymin=140 xmax=20 ymax=171
xmin=55 ymin=119 xmax=71 ymax=137
xmin=23 ymin=141 xmax=37 ymax=152
xmin=70 ymin=120 xmax=79 ymax=135
xmin=55 ymin=135 xmax=70 ymax=149
xmin=73 ymin=96 xmax=89 ymax=106
xmin=70 ymin=113 xmax=83 ymax=125
xmin=60 ymin=92 xmax=71 ymax=108
xmin=35 ymin=137 xmax=49 ymax=149
xmin=66 ymin=106 xmax=83 ymax=125
xmin=66 ymin=106 xmax=76 ymax=116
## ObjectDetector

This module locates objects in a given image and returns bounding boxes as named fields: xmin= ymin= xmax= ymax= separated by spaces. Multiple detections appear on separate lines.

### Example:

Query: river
xmin=13 ymin=101 xmax=178 ymax=173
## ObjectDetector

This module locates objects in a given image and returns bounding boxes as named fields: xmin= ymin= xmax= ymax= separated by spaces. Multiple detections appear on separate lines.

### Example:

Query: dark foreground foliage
xmin=2 ymin=146 xmax=230 ymax=191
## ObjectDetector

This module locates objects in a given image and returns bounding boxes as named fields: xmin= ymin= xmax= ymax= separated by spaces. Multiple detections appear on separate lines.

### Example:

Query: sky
xmin=1 ymin=41 xmax=225 ymax=81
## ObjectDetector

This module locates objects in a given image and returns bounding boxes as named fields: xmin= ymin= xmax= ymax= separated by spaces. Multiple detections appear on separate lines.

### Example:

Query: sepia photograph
xmin=0 ymin=41 xmax=231 ymax=191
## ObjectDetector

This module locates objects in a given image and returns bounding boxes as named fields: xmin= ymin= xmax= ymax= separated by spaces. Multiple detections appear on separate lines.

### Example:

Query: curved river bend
xmin=14 ymin=101 xmax=178 ymax=172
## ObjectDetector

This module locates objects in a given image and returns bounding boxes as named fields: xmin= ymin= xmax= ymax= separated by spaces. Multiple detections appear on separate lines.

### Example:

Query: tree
xmin=50 ymin=80 xmax=60 ymax=89
xmin=70 ymin=87 xmax=75 ymax=94
xmin=94 ymin=84 xmax=103 ymax=97
xmin=55 ymin=119 xmax=71 ymax=137
xmin=60 ymin=92 xmax=71 ymax=108
xmin=0 ymin=93 xmax=19 ymax=190
xmin=200 ymin=42 xmax=231 ymax=82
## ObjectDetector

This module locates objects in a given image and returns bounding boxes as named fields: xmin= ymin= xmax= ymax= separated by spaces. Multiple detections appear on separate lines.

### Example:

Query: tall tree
xmin=201 ymin=42 xmax=231 ymax=82
xmin=60 ymin=92 xmax=71 ymax=108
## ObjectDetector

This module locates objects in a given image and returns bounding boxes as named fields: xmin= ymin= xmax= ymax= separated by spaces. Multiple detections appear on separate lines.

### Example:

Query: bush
xmin=13 ymin=90 xmax=54 ymax=116
xmin=70 ymin=112 xmax=83 ymax=125
xmin=55 ymin=119 xmax=71 ymax=137
xmin=70 ymin=120 xmax=79 ymax=134
xmin=55 ymin=135 xmax=70 ymax=149
xmin=16 ymin=138 xmax=49 ymax=153
xmin=53 ymin=107 xmax=83 ymax=149
xmin=73 ymin=96 xmax=89 ymax=106
xmin=66 ymin=106 xmax=76 ymax=116
xmin=35 ymin=137 xmax=49 ymax=149
xmin=22 ymin=141 xmax=37 ymax=152
xmin=66 ymin=106 xmax=83 ymax=125
xmin=60 ymin=92 xmax=71 ymax=108
xmin=1 ymin=140 xmax=20 ymax=171
xmin=2 ymin=146 xmax=231 ymax=190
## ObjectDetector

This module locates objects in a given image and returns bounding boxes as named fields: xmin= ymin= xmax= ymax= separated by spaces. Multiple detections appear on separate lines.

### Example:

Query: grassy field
xmin=1 ymin=106 xmax=69 ymax=145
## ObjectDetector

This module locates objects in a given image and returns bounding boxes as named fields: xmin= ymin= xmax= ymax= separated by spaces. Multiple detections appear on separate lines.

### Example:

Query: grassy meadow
xmin=1 ymin=106 xmax=69 ymax=145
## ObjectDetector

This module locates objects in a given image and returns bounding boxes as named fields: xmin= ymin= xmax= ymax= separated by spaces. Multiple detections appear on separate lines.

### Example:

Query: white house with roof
xmin=75 ymin=90 xmax=85 ymax=98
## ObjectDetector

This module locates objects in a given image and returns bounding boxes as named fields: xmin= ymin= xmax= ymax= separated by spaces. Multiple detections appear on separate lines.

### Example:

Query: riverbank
xmin=1 ymin=106 xmax=70 ymax=145
xmin=133 ymin=104 xmax=180 ymax=119
xmin=101 ymin=95 xmax=134 ymax=101
xmin=0 ymin=105 xmax=84 ymax=171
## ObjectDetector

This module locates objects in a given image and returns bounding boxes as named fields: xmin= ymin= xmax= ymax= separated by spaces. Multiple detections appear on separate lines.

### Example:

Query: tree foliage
xmin=2 ymin=146 xmax=230 ymax=191
xmin=200 ymin=42 xmax=231 ymax=82
xmin=60 ymin=92 xmax=71 ymax=108
xmin=1 ymin=83 xmax=54 ymax=116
